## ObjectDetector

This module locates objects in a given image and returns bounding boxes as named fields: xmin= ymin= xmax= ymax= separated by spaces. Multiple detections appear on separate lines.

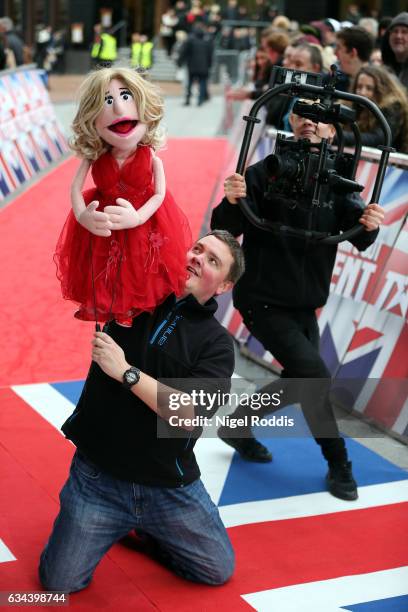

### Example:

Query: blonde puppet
xmin=55 ymin=67 xmax=191 ymax=325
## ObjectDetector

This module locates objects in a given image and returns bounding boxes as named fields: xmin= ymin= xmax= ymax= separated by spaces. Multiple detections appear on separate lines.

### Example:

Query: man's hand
xmin=224 ymin=173 xmax=246 ymax=204
xmin=78 ymin=201 xmax=112 ymax=236
xmin=92 ymin=332 xmax=129 ymax=382
xmin=104 ymin=198 xmax=142 ymax=230
xmin=359 ymin=203 xmax=385 ymax=231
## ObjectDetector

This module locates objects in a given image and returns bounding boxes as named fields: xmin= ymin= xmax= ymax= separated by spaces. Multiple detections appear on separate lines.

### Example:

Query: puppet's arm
xmin=104 ymin=152 xmax=166 ymax=230
xmin=136 ymin=153 xmax=166 ymax=224
xmin=72 ymin=159 xmax=112 ymax=237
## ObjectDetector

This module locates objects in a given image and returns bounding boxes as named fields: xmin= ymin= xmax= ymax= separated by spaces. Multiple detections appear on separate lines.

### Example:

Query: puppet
xmin=54 ymin=67 xmax=191 ymax=325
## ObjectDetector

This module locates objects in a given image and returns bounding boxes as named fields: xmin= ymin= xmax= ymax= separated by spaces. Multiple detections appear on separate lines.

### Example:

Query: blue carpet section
xmin=51 ymin=380 xmax=85 ymax=406
xmin=218 ymin=408 xmax=408 ymax=506
xmin=52 ymin=381 xmax=408 ymax=508
xmin=343 ymin=594 xmax=408 ymax=611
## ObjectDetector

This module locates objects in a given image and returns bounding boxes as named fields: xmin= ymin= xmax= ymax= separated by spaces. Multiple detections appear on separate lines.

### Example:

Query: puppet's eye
xmin=120 ymin=90 xmax=133 ymax=101
xmin=105 ymin=95 xmax=113 ymax=105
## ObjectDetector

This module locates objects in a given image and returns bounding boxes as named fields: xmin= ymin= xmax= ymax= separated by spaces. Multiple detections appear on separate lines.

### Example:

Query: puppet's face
xmin=95 ymin=78 xmax=147 ymax=152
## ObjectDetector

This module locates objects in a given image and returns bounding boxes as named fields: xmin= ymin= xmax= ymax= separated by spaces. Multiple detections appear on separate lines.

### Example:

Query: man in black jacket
xmin=178 ymin=24 xmax=213 ymax=106
xmin=211 ymin=110 xmax=384 ymax=501
xmin=39 ymin=230 xmax=244 ymax=593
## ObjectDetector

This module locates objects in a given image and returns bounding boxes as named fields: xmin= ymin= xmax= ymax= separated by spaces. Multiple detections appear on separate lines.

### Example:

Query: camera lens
xmin=265 ymin=154 xmax=300 ymax=181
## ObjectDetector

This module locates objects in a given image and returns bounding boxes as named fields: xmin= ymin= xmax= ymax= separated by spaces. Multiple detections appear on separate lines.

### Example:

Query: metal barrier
xmin=0 ymin=65 xmax=68 ymax=203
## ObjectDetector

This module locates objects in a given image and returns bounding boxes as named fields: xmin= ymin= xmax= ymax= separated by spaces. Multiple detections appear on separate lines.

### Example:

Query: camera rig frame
xmin=236 ymin=66 xmax=394 ymax=244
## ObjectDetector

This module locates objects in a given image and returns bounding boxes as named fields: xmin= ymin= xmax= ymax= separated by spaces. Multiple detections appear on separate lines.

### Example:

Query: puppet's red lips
xmin=108 ymin=120 xmax=138 ymax=134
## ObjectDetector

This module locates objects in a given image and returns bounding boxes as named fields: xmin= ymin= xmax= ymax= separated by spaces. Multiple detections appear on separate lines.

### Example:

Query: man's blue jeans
xmin=39 ymin=451 xmax=235 ymax=592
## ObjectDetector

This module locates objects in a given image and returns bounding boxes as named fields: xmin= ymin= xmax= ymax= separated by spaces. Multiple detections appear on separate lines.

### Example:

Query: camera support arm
xmin=235 ymin=81 xmax=394 ymax=244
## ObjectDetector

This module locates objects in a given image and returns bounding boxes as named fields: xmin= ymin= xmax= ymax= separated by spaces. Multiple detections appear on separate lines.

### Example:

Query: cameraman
xmin=211 ymin=109 xmax=384 ymax=501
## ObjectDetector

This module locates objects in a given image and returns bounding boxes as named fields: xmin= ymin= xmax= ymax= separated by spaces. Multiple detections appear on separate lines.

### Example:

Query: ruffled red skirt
xmin=54 ymin=187 xmax=192 ymax=322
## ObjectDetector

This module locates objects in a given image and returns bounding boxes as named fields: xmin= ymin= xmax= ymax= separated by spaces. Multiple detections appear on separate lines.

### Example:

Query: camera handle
xmin=236 ymin=81 xmax=394 ymax=244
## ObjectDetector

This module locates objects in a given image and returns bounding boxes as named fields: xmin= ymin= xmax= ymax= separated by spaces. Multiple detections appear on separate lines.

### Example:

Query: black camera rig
xmin=236 ymin=65 xmax=394 ymax=244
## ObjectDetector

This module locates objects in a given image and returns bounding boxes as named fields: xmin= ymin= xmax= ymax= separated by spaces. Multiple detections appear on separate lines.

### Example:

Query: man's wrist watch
xmin=122 ymin=366 xmax=141 ymax=390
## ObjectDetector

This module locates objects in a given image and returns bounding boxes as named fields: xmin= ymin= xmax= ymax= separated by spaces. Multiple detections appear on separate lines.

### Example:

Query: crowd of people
xmin=223 ymin=10 xmax=408 ymax=152
xmin=3 ymin=2 xmax=408 ymax=148
xmin=0 ymin=17 xmax=66 ymax=75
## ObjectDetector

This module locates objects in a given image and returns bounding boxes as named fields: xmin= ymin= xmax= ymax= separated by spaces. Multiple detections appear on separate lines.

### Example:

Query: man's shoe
xmin=218 ymin=427 xmax=272 ymax=462
xmin=326 ymin=461 xmax=358 ymax=501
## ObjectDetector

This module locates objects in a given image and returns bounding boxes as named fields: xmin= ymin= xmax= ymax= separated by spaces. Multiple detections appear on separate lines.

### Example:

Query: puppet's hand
xmin=104 ymin=198 xmax=142 ymax=229
xmin=78 ymin=201 xmax=112 ymax=236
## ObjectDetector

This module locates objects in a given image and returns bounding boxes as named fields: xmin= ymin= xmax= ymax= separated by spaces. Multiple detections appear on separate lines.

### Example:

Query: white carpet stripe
xmin=0 ymin=539 xmax=16 ymax=563
xmin=242 ymin=565 xmax=408 ymax=611
xmin=195 ymin=437 xmax=234 ymax=505
xmin=220 ymin=480 xmax=408 ymax=527
xmin=11 ymin=383 xmax=74 ymax=433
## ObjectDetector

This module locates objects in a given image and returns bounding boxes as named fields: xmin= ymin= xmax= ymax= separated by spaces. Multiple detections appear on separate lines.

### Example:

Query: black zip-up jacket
xmin=211 ymin=158 xmax=379 ymax=311
xmin=62 ymin=294 xmax=234 ymax=487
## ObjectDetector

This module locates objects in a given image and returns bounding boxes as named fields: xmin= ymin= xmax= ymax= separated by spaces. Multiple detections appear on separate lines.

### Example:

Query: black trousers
xmin=186 ymin=73 xmax=209 ymax=105
xmin=236 ymin=304 xmax=348 ymax=465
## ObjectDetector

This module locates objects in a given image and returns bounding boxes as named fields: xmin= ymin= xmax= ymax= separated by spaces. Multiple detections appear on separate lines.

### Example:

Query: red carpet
xmin=2 ymin=388 xmax=408 ymax=610
xmin=0 ymin=139 xmax=228 ymax=386
xmin=2 ymin=140 xmax=407 ymax=611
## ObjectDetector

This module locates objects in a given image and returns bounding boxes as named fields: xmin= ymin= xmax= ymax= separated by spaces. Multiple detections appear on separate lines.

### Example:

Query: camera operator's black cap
xmin=388 ymin=12 xmax=408 ymax=31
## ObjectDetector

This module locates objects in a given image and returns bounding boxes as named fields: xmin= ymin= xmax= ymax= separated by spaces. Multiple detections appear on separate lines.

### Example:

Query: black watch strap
xmin=122 ymin=366 xmax=141 ymax=389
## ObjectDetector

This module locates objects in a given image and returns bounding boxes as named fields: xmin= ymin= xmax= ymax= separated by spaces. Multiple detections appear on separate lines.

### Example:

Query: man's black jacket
xmin=62 ymin=294 xmax=234 ymax=487
xmin=211 ymin=157 xmax=379 ymax=311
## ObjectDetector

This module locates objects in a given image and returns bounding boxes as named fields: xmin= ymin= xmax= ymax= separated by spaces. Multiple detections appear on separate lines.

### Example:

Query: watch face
xmin=124 ymin=367 xmax=140 ymax=387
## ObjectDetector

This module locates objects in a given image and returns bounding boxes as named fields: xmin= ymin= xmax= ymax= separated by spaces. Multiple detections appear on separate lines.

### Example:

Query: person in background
xmin=370 ymin=48 xmax=383 ymax=65
xmin=172 ymin=29 xmax=188 ymax=84
xmin=377 ymin=16 xmax=392 ymax=44
xmin=381 ymin=12 xmax=408 ymax=90
xmin=335 ymin=25 xmax=374 ymax=90
xmin=358 ymin=17 xmax=378 ymax=39
xmin=271 ymin=15 xmax=291 ymax=33
xmin=0 ymin=17 xmax=24 ymax=66
xmin=51 ymin=29 xmax=66 ymax=74
xmin=34 ymin=24 xmax=53 ymax=70
xmin=252 ymin=0 xmax=271 ymax=21
xmin=174 ymin=0 xmax=188 ymax=33
xmin=178 ymin=24 xmax=213 ymax=106
xmin=225 ymin=32 xmax=289 ymax=102
xmin=344 ymin=64 xmax=408 ymax=152
xmin=324 ymin=18 xmax=341 ymax=48
xmin=160 ymin=8 xmax=178 ymax=57
xmin=222 ymin=0 xmax=239 ymax=21
xmin=90 ymin=26 xmax=117 ymax=65
xmin=131 ymin=33 xmax=154 ymax=70
xmin=251 ymin=47 xmax=272 ymax=89
xmin=185 ymin=0 xmax=205 ymax=32
xmin=345 ymin=3 xmax=362 ymax=25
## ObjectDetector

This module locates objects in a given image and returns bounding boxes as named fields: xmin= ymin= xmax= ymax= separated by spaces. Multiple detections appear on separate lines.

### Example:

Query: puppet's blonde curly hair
xmin=70 ymin=67 xmax=165 ymax=160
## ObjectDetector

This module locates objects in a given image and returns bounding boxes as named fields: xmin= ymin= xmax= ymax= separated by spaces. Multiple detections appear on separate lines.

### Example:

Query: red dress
xmin=54 ymin=146 xmax=192 ymax=322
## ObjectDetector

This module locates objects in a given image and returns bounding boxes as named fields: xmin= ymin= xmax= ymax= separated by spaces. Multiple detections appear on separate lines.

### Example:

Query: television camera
xmin=236 ymin=65 xmax=394 ymax=244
